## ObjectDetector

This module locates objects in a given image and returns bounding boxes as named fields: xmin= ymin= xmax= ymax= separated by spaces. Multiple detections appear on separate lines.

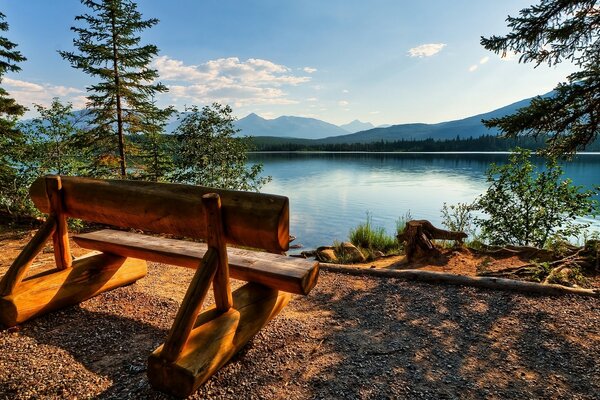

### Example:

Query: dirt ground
xmin=0 ymin=226 xmax=599 ymax=399
xmin=344 ymin=247 xmax=600 ymax=289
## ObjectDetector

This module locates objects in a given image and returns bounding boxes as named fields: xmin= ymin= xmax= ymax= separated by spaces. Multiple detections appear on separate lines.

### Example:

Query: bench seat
xmin=73 ymin=229 xmax=319 ymax=295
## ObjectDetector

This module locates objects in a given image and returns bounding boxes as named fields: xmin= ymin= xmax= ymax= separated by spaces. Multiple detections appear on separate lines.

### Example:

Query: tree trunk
xmin=111 ymin=10 xmax=126 ymax=178
xmin=397 ymin=220 xmax=467 ymax=262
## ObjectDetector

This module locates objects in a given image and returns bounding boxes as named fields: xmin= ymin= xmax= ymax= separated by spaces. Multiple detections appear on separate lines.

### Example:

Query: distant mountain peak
xmin=339 ymin=119 xmax=375 ymax=133
xmin=235 ymin=113 xmax=348 ymax=139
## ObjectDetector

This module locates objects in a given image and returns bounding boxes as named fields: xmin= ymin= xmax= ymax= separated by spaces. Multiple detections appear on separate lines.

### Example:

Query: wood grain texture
xmin=74 ymin=230 xmax=319 ymax=295
xmin=0 ymin=252 xmax=147 ymax=327
xmin=45 ymin=176 xmax=72 ymax=269
xmin=30 ymin=176 xmax=290 ymax=253
xmin=0 ymin=216 xmax=57 ymax=297
xmin=148 ymin=282 xmax=291 ymax=398
xmin=161 ymin=248 xmax=218 ymax=363
xmin=202 ymin=193 xmax=232 ymax=312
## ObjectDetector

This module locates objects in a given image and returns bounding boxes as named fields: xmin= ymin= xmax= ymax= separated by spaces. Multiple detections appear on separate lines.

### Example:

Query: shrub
xmin=441 ymin=202 xmax=476 ymax=236
xmin=474 ymin=148 xmax=598 ymax=248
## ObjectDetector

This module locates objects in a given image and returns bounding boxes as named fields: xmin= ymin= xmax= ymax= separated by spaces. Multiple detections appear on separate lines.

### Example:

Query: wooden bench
xmin=0 ymin=175 xmax=319 ymax=398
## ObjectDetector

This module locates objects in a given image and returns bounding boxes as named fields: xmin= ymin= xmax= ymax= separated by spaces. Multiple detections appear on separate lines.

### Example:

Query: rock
xmin=373 ymin=251 xmax=385 ymax=259
xmin=316 ymin=247 xmax=337 ymax=262
xmin=289 ymin=243 xmax=303 ymax=249
xmin=337 ymin=242 xmax=366 ymax=263
xmin=301 ymin=250 xmax=317 ymax=258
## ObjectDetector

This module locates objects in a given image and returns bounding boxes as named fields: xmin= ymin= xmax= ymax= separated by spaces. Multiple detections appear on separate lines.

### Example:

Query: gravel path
xmin=1 ymin=264 xmax=599 ymax=399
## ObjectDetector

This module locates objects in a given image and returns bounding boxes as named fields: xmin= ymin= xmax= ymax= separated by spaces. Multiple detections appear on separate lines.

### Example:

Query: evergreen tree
xmin=173 ymin=103 xmax=271 ymax=191
xmin=135 ymin=101 xmax=175 ymax=182
xmin=59 ymin=0 xmax=168 ymax=178
xmin=481 ymin=0 xmax=600 ymax=157
xmin=0 ymin=12 xmax=29 ymax=216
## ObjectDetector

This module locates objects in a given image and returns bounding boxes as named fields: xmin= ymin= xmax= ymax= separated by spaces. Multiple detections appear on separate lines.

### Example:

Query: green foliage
xmin=530 ymin=262 xmax=553 ymax=283
xmin=481 ymin=1 xmax=600 ymax=157
xmin=22 ymin=98 xmax=84 ymax=176
xmin=134 ymin=101 xmax=175 ymax=182
xmin=0 ymin=11 xmax=30 ymax=218
xmin=2 ymin=98 xmax=86 ymax=217
xmin=173 ymin=103 xmax=271 ymax=191
xmin=474 ymin=148 xmax=598 ymax=248
xmin=395 ymin=210 xmax=412 ymax=237
xmin=349 ymin=212 xmax=400 ymax=255
xmin=441 ymin=202 xmax=476 ymax=236
xmin=59 ymin=0 xmax=169 ymax=177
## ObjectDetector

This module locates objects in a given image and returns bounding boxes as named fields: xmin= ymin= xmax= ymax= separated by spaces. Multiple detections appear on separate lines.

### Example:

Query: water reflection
xmin=248 ymin=152 xmax=600 ymax=250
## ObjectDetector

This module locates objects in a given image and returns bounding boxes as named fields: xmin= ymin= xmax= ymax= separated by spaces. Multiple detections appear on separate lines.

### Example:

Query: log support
xmin=45 ymin=176 xmax=72 ymax=270
xmin=0 ymin=175 xmax=147 ymax=327
xmin=0 ymin=252 xmax=147 ymax=327
xmin=148 ymin=193 xmax=292 ymax=398
xmin=148 ymin=282 xmax=290 ymax=398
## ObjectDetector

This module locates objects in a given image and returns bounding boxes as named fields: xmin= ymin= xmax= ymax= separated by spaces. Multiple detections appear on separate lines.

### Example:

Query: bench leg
xmin=0 ymin=252 xmax=147 ymax=327
xmin=147 ymin=282 xmax=291 ymax=398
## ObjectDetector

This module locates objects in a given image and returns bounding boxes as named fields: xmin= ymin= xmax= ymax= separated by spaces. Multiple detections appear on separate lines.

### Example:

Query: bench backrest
xmin=29 ymin=176 xmax=290 ymax=253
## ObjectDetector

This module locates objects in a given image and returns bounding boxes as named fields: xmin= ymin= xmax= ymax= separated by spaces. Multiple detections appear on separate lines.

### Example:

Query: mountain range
xmin=233 ymin=94 xmax=542 ymax=144
xmin=25 ymin=93 xmax=542 ymax=145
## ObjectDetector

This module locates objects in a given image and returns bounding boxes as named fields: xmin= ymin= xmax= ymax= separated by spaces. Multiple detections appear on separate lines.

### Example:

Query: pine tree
xmin=0 ymin=12 xmax=30 ymax=216
xmin=481 ymin=0 xmax=600 ymax=157
xmin=135 ymin=102 xmax=175 ymax=182
xmin=59 ymin=0 xmax=168 ymax=178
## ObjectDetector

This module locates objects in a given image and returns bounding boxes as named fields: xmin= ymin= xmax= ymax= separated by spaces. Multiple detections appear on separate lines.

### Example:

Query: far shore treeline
xmin=249 ymin=135 xmax=600 ymax=153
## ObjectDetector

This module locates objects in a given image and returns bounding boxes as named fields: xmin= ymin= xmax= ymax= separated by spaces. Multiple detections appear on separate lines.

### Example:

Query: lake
xmin=247 ymin=152 xmax=600 ymax=251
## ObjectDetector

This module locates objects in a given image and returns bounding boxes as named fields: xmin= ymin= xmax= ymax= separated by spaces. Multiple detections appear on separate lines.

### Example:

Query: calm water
xmin=248 ymin=152 xmax=600 ymax=251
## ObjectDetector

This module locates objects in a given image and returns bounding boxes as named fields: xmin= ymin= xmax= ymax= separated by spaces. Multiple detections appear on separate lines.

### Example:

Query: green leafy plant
xmin=349 ymin=212 xmax=400 ymax=256
xmin=173 ymin=103 xmax=270 ymax=191
xmin=474 ymin=148 xmax=598 ymax=248
xmin=441 ymin=202 xmax=476 ymax=237
xmin=395 ymin=210 xmax=413 ymax=237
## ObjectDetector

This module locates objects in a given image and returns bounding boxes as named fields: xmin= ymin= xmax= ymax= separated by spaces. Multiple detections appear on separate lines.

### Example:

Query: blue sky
xmin=1 ymin=0 xmax=575 ymax=126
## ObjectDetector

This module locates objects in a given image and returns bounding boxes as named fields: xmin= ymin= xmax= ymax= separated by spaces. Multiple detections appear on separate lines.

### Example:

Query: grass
xmin=349 ymin=213 xmax=401 ymax=260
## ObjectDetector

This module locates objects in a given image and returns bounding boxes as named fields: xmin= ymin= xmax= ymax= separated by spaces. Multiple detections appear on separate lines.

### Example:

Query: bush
xmin=474 ymin=148 xmax=598 ymax=248
xmin=441 ymin=202 xmax=475 ymax=236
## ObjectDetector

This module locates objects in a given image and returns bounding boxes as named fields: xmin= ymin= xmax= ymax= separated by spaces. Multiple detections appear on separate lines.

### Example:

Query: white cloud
xmin=303 ymin=67 xmax=317 ymax=73
xmin=342 ymin=89 xmax=349 ymax=93
xmin=408 ymin=43 xmax=446 ymax=58
xmin=3 ymin=77 xmax=86 ymax=109
xmin=153 ymin=56 xmax=311 ymax=107
xmin=369 ymin=111 xmax=380 ymax=114
xmin=468 ymin=65 xmax=478 ymax=72
xmin=479 ymin=56 xmax=490 ymax=64
xmin=307 ymin=97 xmax=318 ymax=102
xmin=338 ymin=100 xmax=349 ymax=106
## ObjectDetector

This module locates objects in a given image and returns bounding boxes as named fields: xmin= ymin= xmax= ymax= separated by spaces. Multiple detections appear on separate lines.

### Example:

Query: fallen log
xmin=319 ymin=264 xmax=600 ymax=297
